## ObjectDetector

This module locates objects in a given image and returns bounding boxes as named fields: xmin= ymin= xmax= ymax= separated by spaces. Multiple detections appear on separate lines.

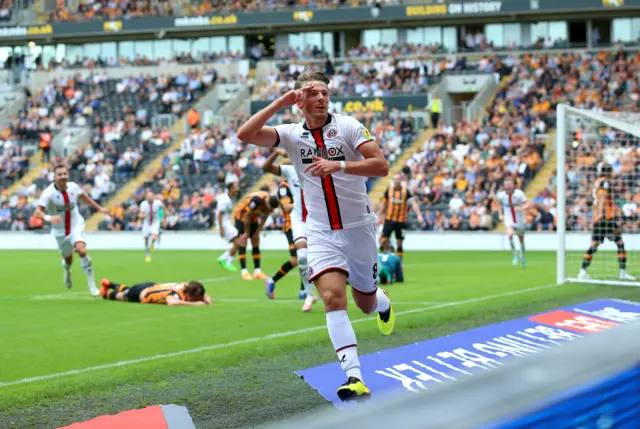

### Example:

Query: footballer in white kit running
xmin=496 ymin=176 xmax=529 ymax=268
xmin=262 ymin=149 xmax=316 ymax=311
xmin=139 ymin=190 xmax=164 ymax=262
xmin=216 ymin=180 xmax=241 ymax=272
xmin=34 ymin=160 xmax=109 ymax=296
xmin=237 ymin=70 xmax=394 ymax=402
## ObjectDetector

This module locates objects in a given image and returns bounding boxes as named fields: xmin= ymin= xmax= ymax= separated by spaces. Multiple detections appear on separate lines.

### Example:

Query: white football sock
xmin=374 ymin=288 xmax=390 ymax=313
xmin=144 ymin=241 xmax=150 ymax=257
xmin=220 ymin=251 xmax=229 ymax=260
xmin=509 ymin=236 xmax=516 ymax=256
xmin=80 ymin=256 xmax=96 ymax=290
xmin=226 ymin=254 xmax=235 ymax=265
xmin=326 ymin=310 xmax=362 ymax=381
xmin=297 ymin=247 xmax=314 ymax=297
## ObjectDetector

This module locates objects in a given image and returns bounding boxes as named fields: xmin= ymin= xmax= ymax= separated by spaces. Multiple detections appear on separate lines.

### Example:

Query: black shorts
xmin=235 ymin=219 xmax=259 ymax=237
xmin=284 ymin=229 xmax=297 ymax=257
xmin=382 ymin=220 xmax=407 ymax=240
xmin=125 ymin=282 xmax=156 ymax=303
xmin=592 ymin=219 xmax=621 ymax=244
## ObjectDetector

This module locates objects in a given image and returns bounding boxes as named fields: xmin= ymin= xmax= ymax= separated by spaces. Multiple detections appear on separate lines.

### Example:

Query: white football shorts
xmin=142 ymin=222 xmax=161 ymax=238
xmin=307 ymin=221 xmax=378 ymax=295
xmin=505 ymin=218 xmax=526 ymax=236
xmin=290 ymin=211 xmax=307 ymax=243
xmin=221 ymin=220 xmax=239 ymax=243
xmin=55 ymin=222 xmax=86 ymax=258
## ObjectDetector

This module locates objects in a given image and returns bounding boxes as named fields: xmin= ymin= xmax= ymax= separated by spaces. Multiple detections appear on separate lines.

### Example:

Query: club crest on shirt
xmin=326 ymin=128 xmax=338 ymax=139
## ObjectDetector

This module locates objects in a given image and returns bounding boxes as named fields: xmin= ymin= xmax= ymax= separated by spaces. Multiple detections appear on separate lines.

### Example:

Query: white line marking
xmin=0 ymin=282 xmax=558 ymax=388
xmin=213 ymin=298 xmax=443 ymax=305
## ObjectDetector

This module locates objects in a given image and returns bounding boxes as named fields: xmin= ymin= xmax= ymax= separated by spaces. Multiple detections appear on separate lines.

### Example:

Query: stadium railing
xmin=258 ymin=319 xmax=640 ymax=429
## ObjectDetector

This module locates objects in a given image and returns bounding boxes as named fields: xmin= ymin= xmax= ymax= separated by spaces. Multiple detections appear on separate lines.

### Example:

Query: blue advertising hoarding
xmin=296 ymin=299 xmax=640 ymax=409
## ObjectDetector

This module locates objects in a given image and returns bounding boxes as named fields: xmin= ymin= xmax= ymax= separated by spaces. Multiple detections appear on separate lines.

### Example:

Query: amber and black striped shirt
xmin=277 ymin=182 xmax=293 ymax=232
xmin=140 ymin=283 xmax=187 ymax=304
xmin=383 ymin=187 xmax=412 ymax=223
xmin=234 ymin=191 xmax=270 ymax=222
xmin=592 ymin=177 xmax=616 ymax=222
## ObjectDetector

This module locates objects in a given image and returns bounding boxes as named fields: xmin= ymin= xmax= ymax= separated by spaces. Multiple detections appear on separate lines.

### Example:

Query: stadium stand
xmin=258 ymin=53 xmax=462 ymax=101
xmin=49 ymin=0 xmax=376 ymax=23
xmin=401 ymin=50 xmax=639 ymax=233
xmin=0 ymin=67 xmax=220 ymax=231
xmin=39 ymin=51 xmax=246 ymax=71
xmin=5 ymin=49 xmax=638 ymax=234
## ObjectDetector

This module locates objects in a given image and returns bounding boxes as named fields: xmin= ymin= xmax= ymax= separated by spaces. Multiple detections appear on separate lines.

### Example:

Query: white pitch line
xmin=213 ymin=298 xmax=443 ymax=305
xmin=0 ymin=282 xmax=559 ymax=388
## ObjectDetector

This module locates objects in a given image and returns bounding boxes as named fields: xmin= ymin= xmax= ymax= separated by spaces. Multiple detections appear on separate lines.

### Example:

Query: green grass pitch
xmin=0 ymin=248 xmax=639 ymax=429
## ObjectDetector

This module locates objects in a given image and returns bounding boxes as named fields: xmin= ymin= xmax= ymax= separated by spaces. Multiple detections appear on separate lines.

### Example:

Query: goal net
xmin=556 ymin=104 xmax=640 ymax=286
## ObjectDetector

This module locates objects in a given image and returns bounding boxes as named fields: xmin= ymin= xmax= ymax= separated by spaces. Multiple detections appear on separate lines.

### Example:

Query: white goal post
xmin=556 ymin=104 xmax=640 ymax=287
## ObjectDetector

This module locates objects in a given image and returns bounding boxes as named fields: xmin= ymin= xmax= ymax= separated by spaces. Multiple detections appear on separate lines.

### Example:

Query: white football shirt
xmin=216 ymin=192 xmax=233 ymax=226
xmin=497 ymin=189 xmax=527 ymax=225
xmin=274 ymin=113 xmax=377 ymax=231
xmin=140 ymin=199 xmax=163 ymax=226
xmin=38 ymin=182 xmax=84 ymax=237
xmin=280 ymin=164 xmax=303 ymax=219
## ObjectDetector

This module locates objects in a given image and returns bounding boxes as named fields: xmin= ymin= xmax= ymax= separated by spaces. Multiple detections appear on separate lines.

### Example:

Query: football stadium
xmin=1 ymin=0 xmax=640 ymax=427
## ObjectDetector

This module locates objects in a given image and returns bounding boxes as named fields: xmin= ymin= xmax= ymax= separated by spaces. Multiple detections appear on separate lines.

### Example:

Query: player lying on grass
xmin=100 ymin=279 xmax=212 ymax=306
xmin=378 ymin=244 xmax=404 ymax=285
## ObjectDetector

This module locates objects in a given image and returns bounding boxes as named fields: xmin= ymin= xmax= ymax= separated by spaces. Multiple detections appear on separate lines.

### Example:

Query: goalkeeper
xmin=378 ymin=244 xmax=404 ymax=285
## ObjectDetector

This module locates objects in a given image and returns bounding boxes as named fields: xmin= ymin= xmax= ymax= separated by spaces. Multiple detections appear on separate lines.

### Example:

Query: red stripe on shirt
xmin=311 ymin=129 xmax=343 ymax=230
xmin=508 ymin=193 xmax=516 ymax=223
xmin=62 ymin=191 xmax=71 ymax=236
xmin=300 ymin=190 xmax=308 ymax=222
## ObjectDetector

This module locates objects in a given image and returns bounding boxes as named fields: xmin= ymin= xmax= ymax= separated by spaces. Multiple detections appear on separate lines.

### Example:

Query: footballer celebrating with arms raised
xmin=237 ymin=70 xmax=394 ymax=402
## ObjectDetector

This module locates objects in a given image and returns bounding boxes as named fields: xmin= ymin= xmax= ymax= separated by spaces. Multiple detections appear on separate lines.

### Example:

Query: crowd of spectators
xmin=402 ymin=49 xmax=639 ymax=232
xmin=257 ymin=55 xmax=452 ymax=101
xmin=49 ymin=0 xmax=395 ymax=23
xmin=37 ymin=51 xmax=246 ymax=72
xmin=0 ymin=66 xmax=222 ymax=230
xmin=50 ymin=0 xmax=173 ymax=23
xmin=10 ymin=67 xmax=219 ymax=140
xmin=0 ymin=0 xmax=13 ymax=23
xmin=4 ymin=48 xmax=639 ymax=235
xmin=551 ymin=127 xmax=640 ymax=233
